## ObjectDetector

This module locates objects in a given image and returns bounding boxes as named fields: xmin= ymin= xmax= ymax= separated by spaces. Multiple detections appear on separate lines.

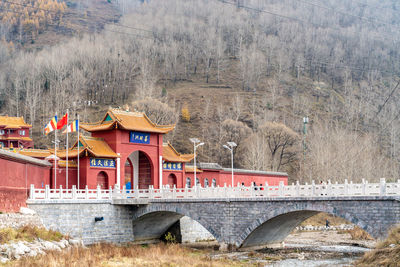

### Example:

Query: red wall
xmin=0 ymin=156 xmax=50 ymax=212
xmin=162 ymin=170 xmax=184 ymax=188
xmin=93 ymin=129 xmax=162 ymax=189
xmin=79 ymin=157 xmax=116 ymax=189
xmin=50 ymin=164 xmax=78 ymax=189
xmin=185 ymin=169 xmax=288 ymax=187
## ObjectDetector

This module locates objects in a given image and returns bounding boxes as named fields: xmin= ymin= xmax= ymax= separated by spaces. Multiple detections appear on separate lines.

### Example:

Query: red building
xmin=0 ymin=115 xmax=33 ymax=149
xmin=1 ymin=108 xmax=288 ymax=195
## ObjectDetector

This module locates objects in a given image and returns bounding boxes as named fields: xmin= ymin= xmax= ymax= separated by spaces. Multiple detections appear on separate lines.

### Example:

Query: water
xmin=269 ymin=257 xmax=356 ymax=267
xmin=210 ymin=244 xmax=369 ymax=267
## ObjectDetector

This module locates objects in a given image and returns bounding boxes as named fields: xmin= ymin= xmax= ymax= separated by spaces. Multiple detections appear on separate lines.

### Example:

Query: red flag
xmin=57 ymin=113 xmax=68 ymax=129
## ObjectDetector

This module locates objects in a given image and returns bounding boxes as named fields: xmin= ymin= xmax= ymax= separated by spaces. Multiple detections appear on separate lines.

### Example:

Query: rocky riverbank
xmin=0 ymin=238 xmax=83 ymax=263
xmin=0 ymin=208 xmax=83 ymax=264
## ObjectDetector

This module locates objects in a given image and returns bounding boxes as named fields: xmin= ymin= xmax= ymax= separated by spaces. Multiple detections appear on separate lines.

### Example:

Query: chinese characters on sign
xmin=130 ymin=131 xmax=150 ymax=144
xmin=90 ymin=158 xmax=116 ymax=168
xmin=163 ymin=162 xmax=182 ymax=170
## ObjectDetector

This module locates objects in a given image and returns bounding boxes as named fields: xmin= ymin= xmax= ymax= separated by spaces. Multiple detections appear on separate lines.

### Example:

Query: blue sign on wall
xmin=130 ymin=131 xmax=150 ymax=144
xmin=163 ymin=162 xmax=182 ymax=171
xmin=90 ymin=158 xmax=116 ymax=168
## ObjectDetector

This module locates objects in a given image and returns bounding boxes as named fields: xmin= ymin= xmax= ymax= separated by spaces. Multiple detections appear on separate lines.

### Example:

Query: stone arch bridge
xmin=28 ymin=196 xmax=400 ymax=250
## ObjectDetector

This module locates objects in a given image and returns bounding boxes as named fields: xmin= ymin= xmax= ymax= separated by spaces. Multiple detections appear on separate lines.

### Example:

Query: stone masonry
xmin=28 ymin=196 xmax=400 ymax=249
xmin=28 ymin=200 xmax=135 ymax=245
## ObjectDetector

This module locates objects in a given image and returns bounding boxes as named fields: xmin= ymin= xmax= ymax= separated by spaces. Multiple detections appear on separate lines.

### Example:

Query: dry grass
xmin=0 ymin=225 xmax=63 ymax=244
xmin=355 ymin=225 xmax=400 ymax=267
xmin=342 ymin=227 xmax=373 ymax=240
xmin=301 ymin=212 xmax=347 ymax=226
xmin=8 ymin=243 xmax=255 ymax=267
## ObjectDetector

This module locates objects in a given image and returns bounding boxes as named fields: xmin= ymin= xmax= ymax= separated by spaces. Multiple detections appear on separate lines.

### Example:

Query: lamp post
xmin=189 ymin=138 xmax=204 ymax=187
xmin=223 ymin=141 xmax=237 ymax=187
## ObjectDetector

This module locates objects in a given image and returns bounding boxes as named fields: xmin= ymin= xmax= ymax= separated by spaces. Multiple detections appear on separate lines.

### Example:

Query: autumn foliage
xmin=0 ymin=0 xmax=67 ymax=43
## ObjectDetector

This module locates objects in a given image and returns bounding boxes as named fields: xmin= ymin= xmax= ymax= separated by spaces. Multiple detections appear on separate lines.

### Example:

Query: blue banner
xmin=90 ymin=158 xmax=116 ymax=168
xmin=163 ymin=162 xmax=182 ymax=170
xmin=130 ymin=131 xmax=150 ymax=144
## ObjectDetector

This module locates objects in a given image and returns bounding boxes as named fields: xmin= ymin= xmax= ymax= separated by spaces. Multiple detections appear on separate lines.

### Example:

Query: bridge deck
xmin=28 ymin=178 xmax=400 ymax=202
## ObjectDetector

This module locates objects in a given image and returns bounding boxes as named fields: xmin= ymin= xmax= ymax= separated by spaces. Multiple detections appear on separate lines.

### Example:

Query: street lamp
xmin=223 ymin=141 xmax=237 ymax=187
xmin=190 ymin=138 xmax=204 ymax=187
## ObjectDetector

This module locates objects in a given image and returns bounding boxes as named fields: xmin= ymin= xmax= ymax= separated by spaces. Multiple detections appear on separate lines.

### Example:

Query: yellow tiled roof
xmin=5 ymin=125 xmax=21 ymax=129
xmin=54 ymin=148 xmax=85 ymax=159
xmin=9 ymin=149 xmax=51 ymax=158
xmin=58 ymin=160 xmax=78 ymax=168
xmin=0 ymin=115 xmax=31 ymax=128
xmin=163 ymin=142 xmax=194 ymax=163
xmin=71 ymin=135 xmax=119 ymax=158
xmin=4 ymin=137 xmax=33 ymax=141
xmin=80 ymin=108 xmax=175 ymax=134
xmin=185 ymin=166 xmax=203 ymax=173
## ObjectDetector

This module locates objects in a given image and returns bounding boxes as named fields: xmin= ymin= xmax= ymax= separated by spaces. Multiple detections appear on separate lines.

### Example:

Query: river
xmin=193 ymin=230 xmax=375 ymax=266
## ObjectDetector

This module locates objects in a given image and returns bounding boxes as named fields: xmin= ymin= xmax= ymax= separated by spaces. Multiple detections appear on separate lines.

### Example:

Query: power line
xmin=376 ymin=80 xmax=400 ymax=116
xmin=219 ymin=0 xmax=400 ymax=43
xmin=352 ymin=0 xmax=400 ymax=15
xmin=0 ymin=1 xmax=398 ymax=76
xmin=294 ymin=0 xmax=400 ymax=31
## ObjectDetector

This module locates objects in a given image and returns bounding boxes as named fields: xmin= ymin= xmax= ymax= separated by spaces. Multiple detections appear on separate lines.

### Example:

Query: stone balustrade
xmin=29 ymin=178 xmax=400 ymax=201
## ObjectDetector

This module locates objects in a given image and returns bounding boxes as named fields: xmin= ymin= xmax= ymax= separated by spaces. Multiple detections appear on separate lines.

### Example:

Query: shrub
xmin=181 ymin=107 xmax=190 ymax=122
xmin=164 ymin=232 xmax=177 ymax=243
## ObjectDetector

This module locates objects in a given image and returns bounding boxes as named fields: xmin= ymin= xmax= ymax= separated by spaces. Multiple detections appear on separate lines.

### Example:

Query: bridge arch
xmin=237 ymin=204 xmax=372 ymax=249
xmin=131 ymin=205 xmax=220 ymax=244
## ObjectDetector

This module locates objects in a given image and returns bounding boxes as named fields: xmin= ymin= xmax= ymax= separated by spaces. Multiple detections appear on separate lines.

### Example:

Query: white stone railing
xmin=28 ymin=178 xmax=400 ymax=201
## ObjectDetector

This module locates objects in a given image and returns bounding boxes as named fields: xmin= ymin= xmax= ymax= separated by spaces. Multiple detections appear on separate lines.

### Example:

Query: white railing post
xmin=173 ymin=185 xmax=176 ymax=198
xmin=59 ymin=185 xmax=63 ymax=199
xmin=72 ymin=185 xmax=77 ymax=199
xmin=223 ymin=183 xmax=227 ymax=198
xmin=326 ymin=180 xmax=331 ymax=196
xmin=150 ymin=185 xmax=154 ymax=199
xmin=264 ymin=182 xmax=269 ymax=197
xmin=30 ymin=184 xmax=34 ymax=199
xmin=96 ymin=185 xmax=101 ymax=199
xmin=344 ymin=179 xmax=348 ymax=195
xmin=295 ymin=181 xmax=300 ymax=197
xmin=122 ymin=185 xmax=126 ymax=199
xmin=362 ymin=179 xmax=366 ymax=195
xmin=250 ymin=183 xmax=255 ymax=197
xmin=311 ymin=180 xmax=315 ymax=196
xmin=45 ymin=185 xmax=49 ymax=199
xmin=279 ymin=181 xmax=284 ymax=197
xmin=109 ymin=186 xmax=113 ymax=199
xmin=380 ymin=178 xmax=386 ymax=196
xmin=85 ymin=185 xmax=89 ymax=199
xmin=349 ymin=180 xmax=354 ymax=195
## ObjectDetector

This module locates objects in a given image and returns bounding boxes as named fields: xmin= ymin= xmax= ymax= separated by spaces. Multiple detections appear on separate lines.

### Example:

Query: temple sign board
xmin=130 ymin=131 xmax=150 ymax=144
xmin=90 ymin=158 xmax=116 ymax=168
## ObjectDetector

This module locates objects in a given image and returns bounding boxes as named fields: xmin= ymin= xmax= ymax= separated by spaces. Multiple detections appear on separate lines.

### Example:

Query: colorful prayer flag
xmin=44 ymin=116 xmax=57 ymax=135
xmin=63 ymin=120 xmax=78 ymax=134
xmin=57 ymin=113 xmax=68 ymax=129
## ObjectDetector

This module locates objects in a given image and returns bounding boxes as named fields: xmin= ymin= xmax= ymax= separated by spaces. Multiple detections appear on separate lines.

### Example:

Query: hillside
xmin=0 ymin=0 xmax=121 ymax=51
xmin=0 ymin=0 xmax=400 ymax=181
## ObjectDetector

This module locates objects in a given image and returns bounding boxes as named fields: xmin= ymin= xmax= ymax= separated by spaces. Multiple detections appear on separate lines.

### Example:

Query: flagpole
xmin=66 ymin=109 xmax=69 ymax=189
xmin=54 ymin=113 xmax=57 ymax=189
xmin=77 ymin=115 xmax=80 ymax=190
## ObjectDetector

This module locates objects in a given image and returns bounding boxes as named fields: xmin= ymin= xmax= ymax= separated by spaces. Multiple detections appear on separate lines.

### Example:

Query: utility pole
xmin=303 ymin=116 xmax=309 ymax=159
